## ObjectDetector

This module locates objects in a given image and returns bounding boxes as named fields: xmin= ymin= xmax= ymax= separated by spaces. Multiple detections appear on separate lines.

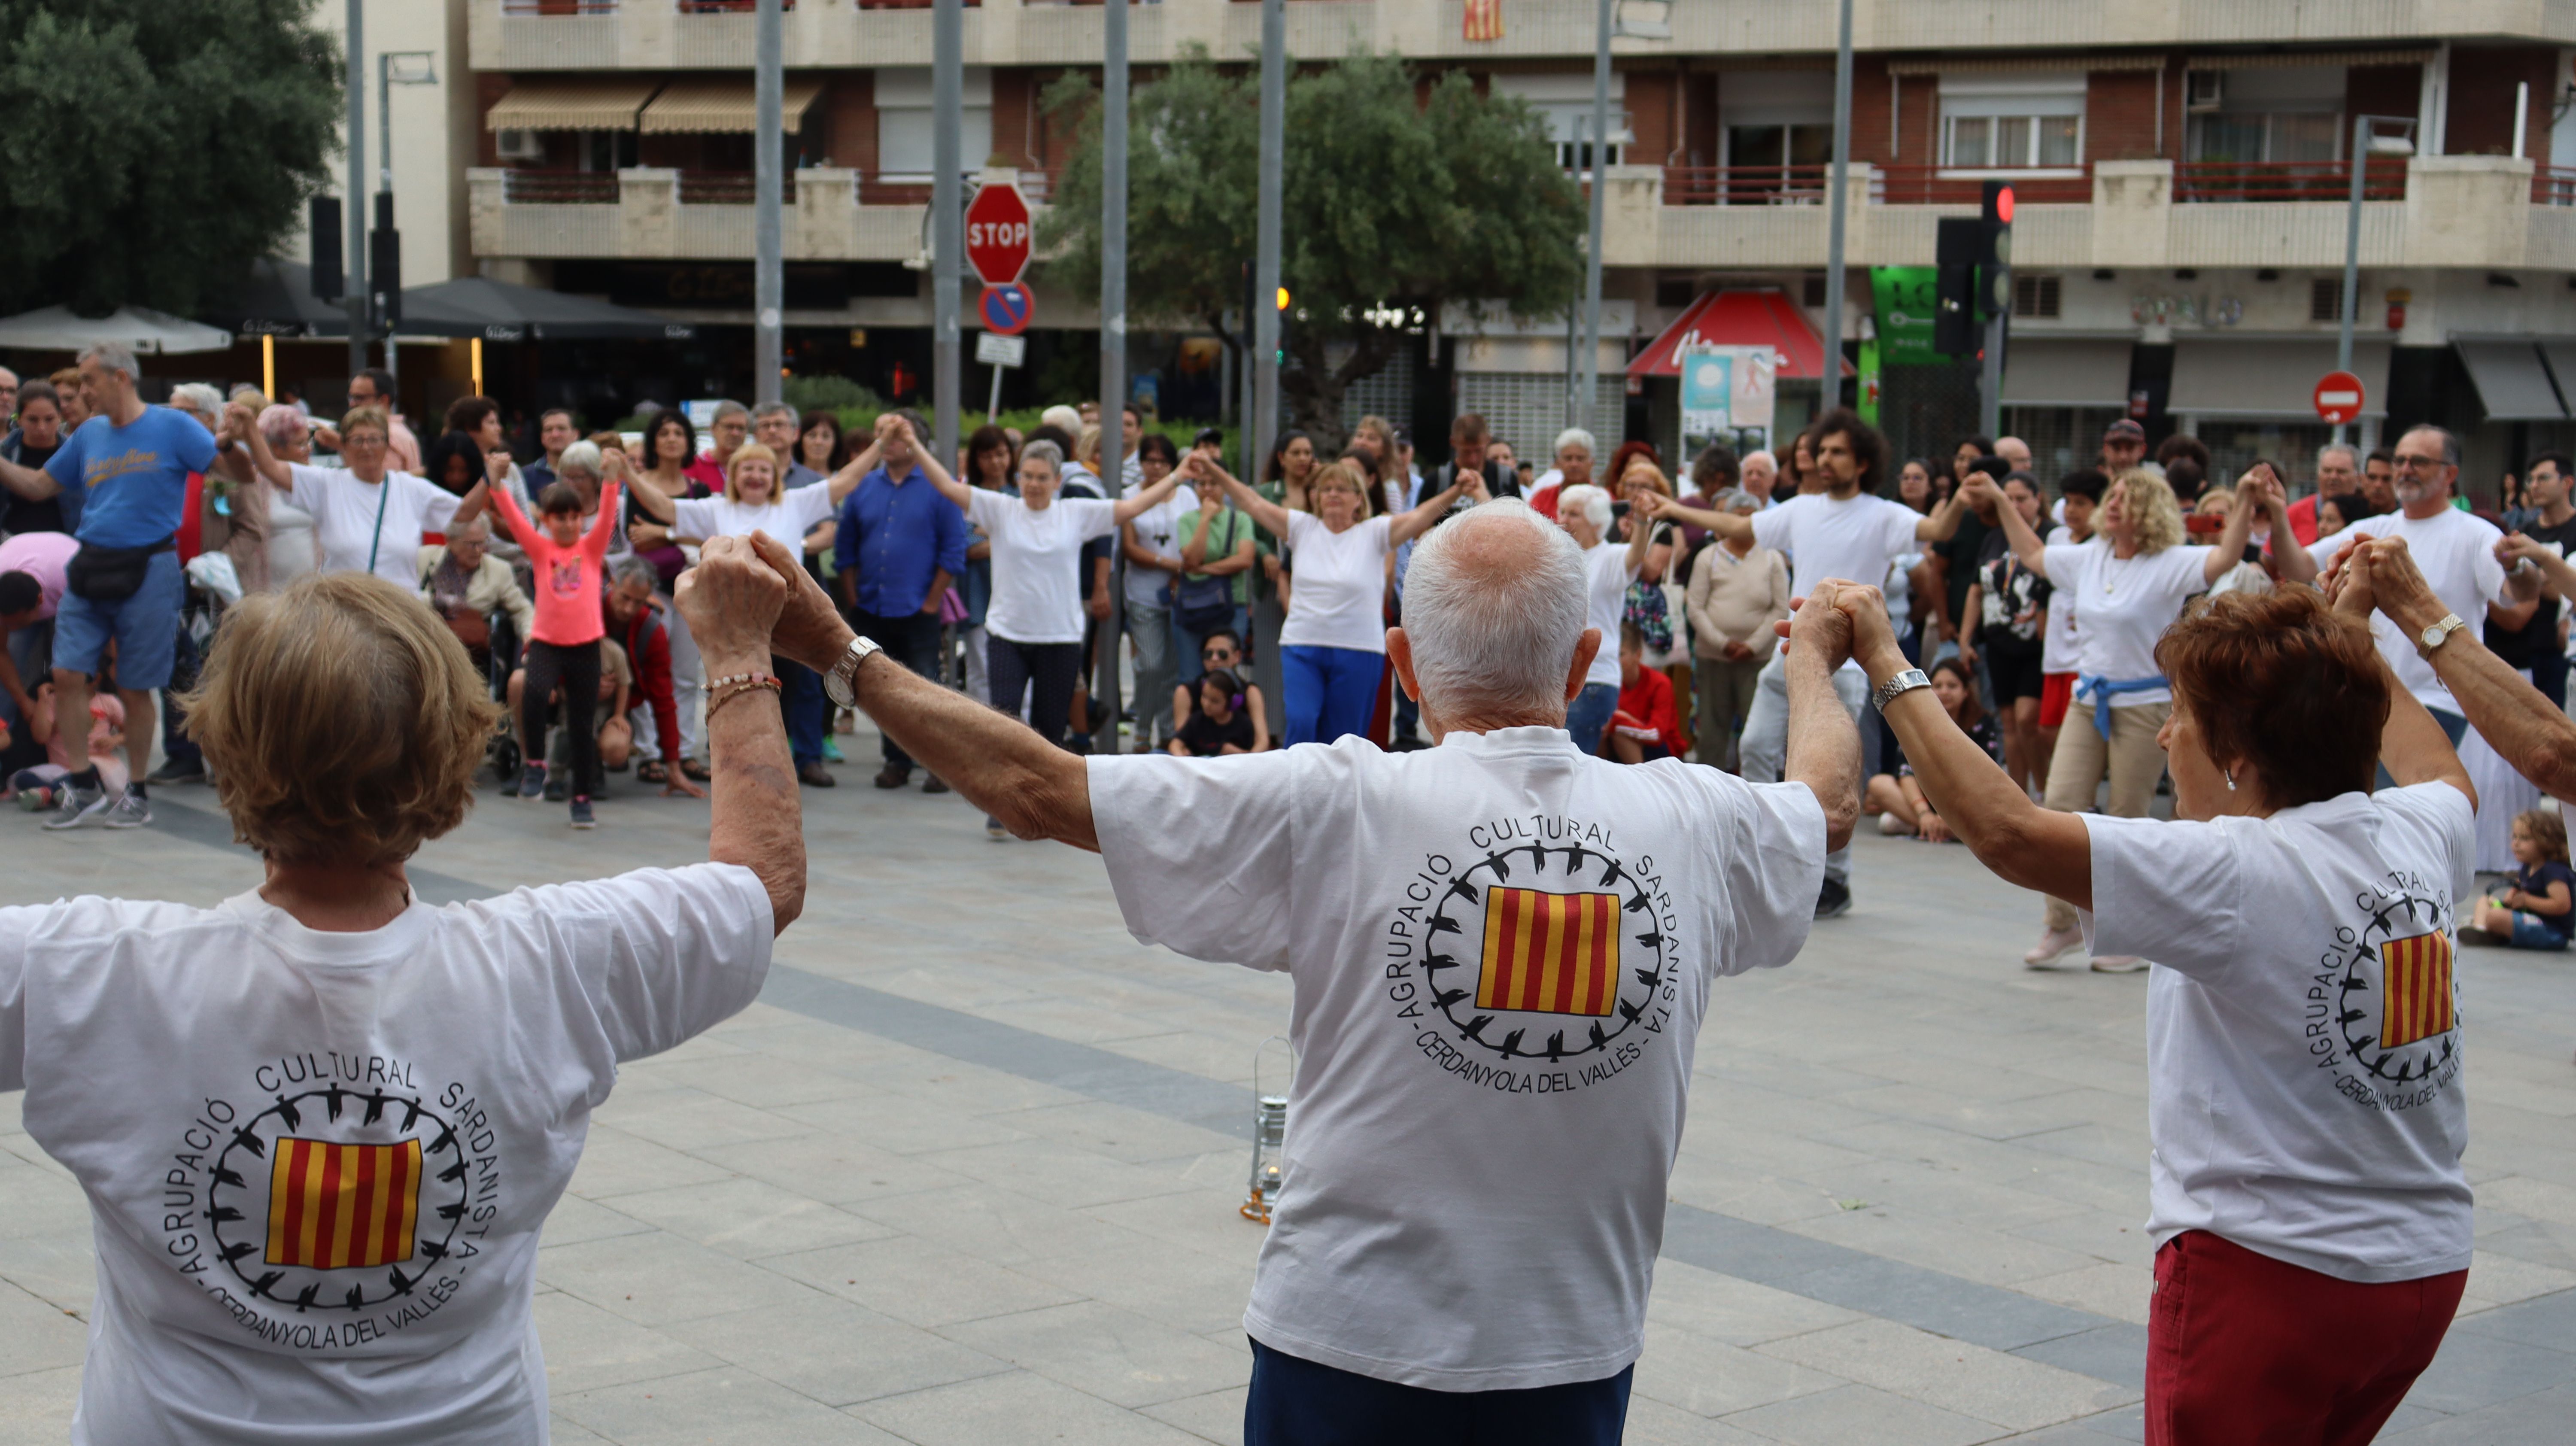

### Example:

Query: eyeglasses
xmin=1202 ymin=648 xmax=1236 ymax=661
xmin=2392 ymin=454 xmax=2445 ymax=471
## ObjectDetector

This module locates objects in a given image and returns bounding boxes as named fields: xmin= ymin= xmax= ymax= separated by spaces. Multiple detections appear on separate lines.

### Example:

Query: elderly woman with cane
xmin=0 ymin=539 xmax=804 ymax=1442
xmin=1820 ymin=576 xmax=2473 ymax=1446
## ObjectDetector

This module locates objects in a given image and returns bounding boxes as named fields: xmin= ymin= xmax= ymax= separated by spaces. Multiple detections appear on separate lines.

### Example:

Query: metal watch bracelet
xmin=1871 ymin=667 xmax=1932 ymax=713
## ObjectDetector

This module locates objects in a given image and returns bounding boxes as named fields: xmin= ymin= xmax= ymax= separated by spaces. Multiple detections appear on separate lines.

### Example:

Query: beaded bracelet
xmin=704 ymin=673 xmax=782 ymax=723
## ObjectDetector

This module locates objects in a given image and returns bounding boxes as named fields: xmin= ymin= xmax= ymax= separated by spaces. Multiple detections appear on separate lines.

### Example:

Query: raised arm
xmin=672 ymin=535 xmax=807 ymax=933
xmin=1917 ymin=483 xmax=1975 ymax=543
xmin=627 ymin=478 xmax=678 ymax=523
xmin=1623 ymin=504 xmax=1658 ymax=579
xmin=1199 ymin=455 xmax=1291 ymax=539
xmin=1776 ymin=581 xmax=1865 ymax=854
xmin=586 ymin=479 xmax=625 ymax=548
xmin=748 ymin=531 xmax=1100 ymax=849
xmin=2332 ymin=538 xmax=2486 ymax=806
xmin=2499 ymin=532 xmax=2576 ymax=599
xmin=1972 ymin=475 xmax=2045 ymax=574
xmin=0 ymin=453 xmax=58 ymax=501
xmin=1640 ymin=491 xmax=1752 ymax=543
xmin=1387 ymin=469 xmax=1475 ymax=547
xmin=1842 ymin=582 xmax=2093 ymax=905
xmin=2238 ymin=465 xmax=2316 ymax=586
xmin=1110 ymin=468 xmax=1183 ymax=526
xmin=226 ymin=401 xmax=295 ymax=491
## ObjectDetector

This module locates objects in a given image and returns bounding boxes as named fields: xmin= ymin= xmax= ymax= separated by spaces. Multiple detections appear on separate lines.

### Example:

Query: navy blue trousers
xmin=1244 ymin=1339 xmax=1632 ymax=1446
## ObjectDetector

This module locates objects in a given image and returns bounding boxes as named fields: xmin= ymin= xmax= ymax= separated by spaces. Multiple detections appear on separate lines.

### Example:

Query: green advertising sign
xmin=1871 ymin=266 xmax=1943 ymax=368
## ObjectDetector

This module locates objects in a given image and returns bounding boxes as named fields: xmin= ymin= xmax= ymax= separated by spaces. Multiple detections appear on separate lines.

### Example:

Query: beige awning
xmin=639 ymin=78 xmax=827 ymax=134
xmin=2187 ymin=49 xmax=2435 ymax=70
xmin=1889 ymin=55 xmax=2167 ymax=76
xmin=484 ymin=79 xmax=662 ymax=132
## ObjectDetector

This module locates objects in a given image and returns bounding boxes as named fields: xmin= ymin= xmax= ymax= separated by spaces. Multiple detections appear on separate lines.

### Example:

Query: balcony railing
xmin=1873 ymin=165 xmax=2091 ymax=206
xmin=677 ymin=170 xmax=800 ymax=204
xmin=1661 ymin=165 xmax=1830 ymax=207
xmin=2173 ymin=158 xmax=2406 ymax=204
xmin=675 ymin=1 xmax=796 ymax=11
xmin=501 ymin=0 xmax=615 ymax=12
xmin=504 ymin=168 xmax=621 ymax=203
xmin=2537 ymin=167 xmax=2576 ymax=206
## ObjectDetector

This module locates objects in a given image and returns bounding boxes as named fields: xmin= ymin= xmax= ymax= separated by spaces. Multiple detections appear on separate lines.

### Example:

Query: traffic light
xmin=1978 ymin=180 xmax=2014 ymax=319
xmin=1933 ymin=217 xmax=1979 ymax=357
xmin=308 ymin=196 xmax=342 ymax=303
xmin=1275 ymin=285 xmax=1292 ymax=365
xmin=370 ymin=193 xmax=401 ymax=331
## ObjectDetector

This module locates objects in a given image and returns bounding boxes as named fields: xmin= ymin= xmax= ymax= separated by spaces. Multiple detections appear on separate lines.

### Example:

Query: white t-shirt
xmin=2308 ymin=508 xmax=2512 ymax=715
xmin=967 ymin=489 xmax=1119 ymax=645
xmin=1089 ymin=729 xmax=1826 ymax=1389
xmin=2039 ymin=542 xmax=2211 ymax=708
xmin=669 ymin=486 xmax=837 ymax=551
xmin=2082 ymin=784 xmax=2474 ymax=1283
xmin=1580 ymin=539 xmax=1637 ymax=687
xmin=1121 ymin=490 xmax=1188 ymax=613
xmin=2039 ymin=527 xmax=2093 ymax=675
xmin=1278 ymin=512 xmax=1394 ymax=654
xmin=0 ymin=864 xmax=774 ymax=1445
xmin=1748 ymin=491 xmax=1922 ymax=602
xmin=287 ymin=463 xmax=464 ymax=590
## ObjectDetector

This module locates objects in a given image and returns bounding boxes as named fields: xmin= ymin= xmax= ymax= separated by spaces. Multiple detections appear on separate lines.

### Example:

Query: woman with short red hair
xmin=1826 ymin=580 xmax=2476 ymax=1446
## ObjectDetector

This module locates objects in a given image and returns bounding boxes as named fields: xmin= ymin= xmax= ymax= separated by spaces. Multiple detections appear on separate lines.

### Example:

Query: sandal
xmin=681 ymin=757 xmax=711 ymax=782
xmin=636 ymin=759 xmax=668 ymax=784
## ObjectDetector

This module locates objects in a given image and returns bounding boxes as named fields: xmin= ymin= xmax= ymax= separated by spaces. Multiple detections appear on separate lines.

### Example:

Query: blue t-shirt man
xmin=43 ymin=407 xmax=217 ymax=547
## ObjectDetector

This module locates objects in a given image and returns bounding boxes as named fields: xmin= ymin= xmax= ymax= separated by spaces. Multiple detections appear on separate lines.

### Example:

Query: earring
xmin=2224 ymin=768 xmax=2237 ymax=792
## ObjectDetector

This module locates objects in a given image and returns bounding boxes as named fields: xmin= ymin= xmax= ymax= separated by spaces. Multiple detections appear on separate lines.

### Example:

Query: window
xmin=1727 ymin=123 xmax=1834 ymax=170
xmin=2184 ymin=65 xmax=2345 ymax=164
xmin=1802 ymin=273 xmax=1828 ymax=307
xmin=1492 ymin=73 xmax=1631 ymax=170
xmin=875 ymin=66 xmax=992 ymax=178
xmin=2310 ymin=277 xmax=2346 ymax=322
xmin=1938 ymin=72 xmax=2084 ymax=171
xmin=2013 ymin=274 xmax=2061 ymax=319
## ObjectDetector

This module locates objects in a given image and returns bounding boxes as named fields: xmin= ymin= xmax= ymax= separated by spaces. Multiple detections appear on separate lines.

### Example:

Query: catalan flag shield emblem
xmin=265 ymin=1137 xmax=422 ymax=1270
xmin=1478 ymin=887 xmax=1620 ymax=1017
xmin=2377 ymin=930 xmax=2456 ymax=1050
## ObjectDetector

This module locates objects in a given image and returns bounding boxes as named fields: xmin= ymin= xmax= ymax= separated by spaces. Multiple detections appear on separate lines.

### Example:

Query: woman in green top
xmin=1177 ymin=440 xmax=1261 ymax=684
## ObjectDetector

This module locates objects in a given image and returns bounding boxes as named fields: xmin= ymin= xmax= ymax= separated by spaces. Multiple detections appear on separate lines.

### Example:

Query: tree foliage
xmin=1038 ymin=48 xmax=1585 ymax=446
xmin=0 ymin=0 xmax=341 ymax=318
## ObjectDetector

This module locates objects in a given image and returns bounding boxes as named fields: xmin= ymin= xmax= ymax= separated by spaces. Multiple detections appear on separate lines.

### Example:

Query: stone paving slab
xmin=1 ymin=737 xmax=2572 ymax=1443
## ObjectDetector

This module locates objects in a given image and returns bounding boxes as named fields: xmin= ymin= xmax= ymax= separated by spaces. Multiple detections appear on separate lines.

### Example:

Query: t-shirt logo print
xmin=2315 ymin=878 xmax=2463 ymax=1112
xmin=1396 ymin=816 xmax=1677 ymax=1094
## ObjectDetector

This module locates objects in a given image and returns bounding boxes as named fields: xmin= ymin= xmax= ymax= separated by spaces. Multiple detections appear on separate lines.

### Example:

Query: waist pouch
xmin=67 ymin=538 xmax=175 ymax=603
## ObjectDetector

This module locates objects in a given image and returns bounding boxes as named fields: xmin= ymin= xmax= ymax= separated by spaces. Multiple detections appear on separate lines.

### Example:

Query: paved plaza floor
xmin=3 ymin=730 xmax=2574 ymax=1444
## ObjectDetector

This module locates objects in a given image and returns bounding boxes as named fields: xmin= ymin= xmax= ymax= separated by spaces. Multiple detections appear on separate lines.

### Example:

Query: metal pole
xmin=1824 ymin=0 xmax=1854 ymax=412
xmin=1253 ymin=0 xmax=1285 ymax=472
xmin=378 ymin=53 xmax=399 ymax=396
xmin=344 ymin=0 xmax=367 ymax=384
xmin=1579 ymin=0 xmax=1610 ymax=440
xmin=753 ymin=0 xmax=784 ymax=405
xmin=2336 ymin=113 xmax=2365 ymax=447
xmin=932 ymin=0 xmax=964 ymax=468
xmin=1093 ymin=0 xmax=1130 ymax=753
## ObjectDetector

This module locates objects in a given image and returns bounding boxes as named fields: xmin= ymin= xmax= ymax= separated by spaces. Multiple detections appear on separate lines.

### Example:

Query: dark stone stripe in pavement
xmin=143 ymin=795 xmax=2144 ymax=1386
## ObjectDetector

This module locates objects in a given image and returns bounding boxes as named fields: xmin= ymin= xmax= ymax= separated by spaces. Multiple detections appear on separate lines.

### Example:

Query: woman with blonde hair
xmin=1199 ymin=451 xmax=1476 ymax=744
xmin=628 ymin=438 xmax=865 ymax=786
xmin=1984 ymin=465 xmax=2312 ymax=969
xmin=0 ymin=549 xmax=806 ymax=1442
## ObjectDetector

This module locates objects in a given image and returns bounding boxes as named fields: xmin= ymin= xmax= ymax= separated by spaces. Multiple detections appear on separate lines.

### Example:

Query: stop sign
xmin=2314 ymin=370 xmax=2365 ymax=425
xmin=964 ymin=182 xmax=1032 ymax=286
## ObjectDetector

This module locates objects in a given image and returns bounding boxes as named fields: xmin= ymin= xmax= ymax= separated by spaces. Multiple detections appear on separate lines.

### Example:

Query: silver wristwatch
xmin=1871 ymin=667 xmax=1931 ymax=713
xmin=820 ymin=633 xmax=882 ymax=708
xmin=2414 ymin=614 xmax=2467 ymax=659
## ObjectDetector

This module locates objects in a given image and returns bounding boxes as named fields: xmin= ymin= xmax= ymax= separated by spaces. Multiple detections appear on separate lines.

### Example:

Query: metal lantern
xmin=1241 ymin=1035 xmax=1293 ymax=1224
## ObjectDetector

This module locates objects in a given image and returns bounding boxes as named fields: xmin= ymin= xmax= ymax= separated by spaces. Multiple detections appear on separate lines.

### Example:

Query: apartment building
xmin=463 ymin=0 xmax=2576 ymax=490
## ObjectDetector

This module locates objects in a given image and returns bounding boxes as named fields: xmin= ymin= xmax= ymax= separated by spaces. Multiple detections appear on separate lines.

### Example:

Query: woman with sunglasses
xmin=1170 ymin=629 xmax=1270 ymax=753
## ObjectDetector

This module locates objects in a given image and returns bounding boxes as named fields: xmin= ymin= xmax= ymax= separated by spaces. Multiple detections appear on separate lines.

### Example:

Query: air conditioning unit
xmin=495 ymin=129 xmax=543 ymax=162
xmin=2186 ymin=71 xmax=2223 ymax=113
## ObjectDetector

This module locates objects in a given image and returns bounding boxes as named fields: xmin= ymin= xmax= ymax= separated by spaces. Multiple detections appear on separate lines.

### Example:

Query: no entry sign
xmin=2314 ymin=370 xmax=2365 ymax=425
xmin=980 ymin=283 xmax=1033 ymax=337
xmin=964 ymin=183 xmax=1032 ymax=286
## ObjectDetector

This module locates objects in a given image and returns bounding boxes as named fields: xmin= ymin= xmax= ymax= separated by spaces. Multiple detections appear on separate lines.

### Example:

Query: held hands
xmin=676 ymin=535 xmax=788 ymax=664
xmin=1776 ymin=578 xmax=1883 ymax=671
xmin=2335 ymin=535 xmax=2442 ymax=630
xmin=1957 ymin=474 xmax=2004 ymax=511
xmin=744 ymin=531 xmax=852 ymax=672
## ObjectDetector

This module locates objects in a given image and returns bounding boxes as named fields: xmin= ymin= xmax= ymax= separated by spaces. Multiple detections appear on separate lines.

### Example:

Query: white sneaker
xmin=2090 ymin=955 xmax=2148 ymax=973
xmin=100 ymin=788 xmax=152 ymax=829
xmin=2023 ymin=926 xmax=2086 ymax=969
xmin=1877 ymin=810 xmax=1910 ymax=836
xmin=41 ymin=779 xmax=106 ymax=830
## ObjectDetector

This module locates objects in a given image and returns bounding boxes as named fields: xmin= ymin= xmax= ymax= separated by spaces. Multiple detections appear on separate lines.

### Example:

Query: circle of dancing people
xmin=0 ymin=349 xmax=2567 ymax=1446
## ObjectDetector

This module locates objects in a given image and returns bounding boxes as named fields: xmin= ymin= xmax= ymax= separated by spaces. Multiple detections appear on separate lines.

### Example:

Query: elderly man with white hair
xmin=1740 ymin=447 xmax=1780 ymax=502
xmin=737 ymin=499 xmax=1863 ymax=1443
xmin=1529 ymin=425 xmax=1596 ymax=519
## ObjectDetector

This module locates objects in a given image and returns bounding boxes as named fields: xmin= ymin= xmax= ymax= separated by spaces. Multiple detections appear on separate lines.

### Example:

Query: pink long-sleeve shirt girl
xmin=492 ymin=480 xmax=623 ymax=646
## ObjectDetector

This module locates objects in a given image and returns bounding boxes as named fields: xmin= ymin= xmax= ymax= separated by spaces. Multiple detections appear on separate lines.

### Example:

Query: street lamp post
xmin=2336 ymin=115 xmax=2415 ymax=447
xmin=1091 ymin=0 xmax=1130 ymax=753
xmin=1823 ymin=0 xmax=1854 ymax=412
xmin=376 ymin=49 xmax=437 ymax=395
xmin=1579 ymin=0 xmax=1610 ymax=440
xmin=754 ymin=0 xmax=783 ymax=406
xmin=343 ymin=0 xmax=366 ymax=383
xmin=932 ymin=0 xmax=964 ymax=466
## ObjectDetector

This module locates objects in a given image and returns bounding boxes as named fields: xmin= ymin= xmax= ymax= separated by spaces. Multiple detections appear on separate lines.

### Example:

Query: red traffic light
xmin=1994 ymin=185 xmax=2014 ymax=223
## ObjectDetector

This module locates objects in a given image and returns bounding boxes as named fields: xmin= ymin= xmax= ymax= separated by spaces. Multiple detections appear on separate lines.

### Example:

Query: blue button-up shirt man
xmin=835 ymin=414 xmax=969 ymax=787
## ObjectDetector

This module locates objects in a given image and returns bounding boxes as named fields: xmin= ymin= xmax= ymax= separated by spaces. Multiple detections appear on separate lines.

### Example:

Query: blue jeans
xmin=1280 ymin=644 xmax=1380 ymax=745
xmin=1245 ymin=1338 xmax=1632 ymax=1446
xmin=2508 ymin=912 xmax=2571 ymax=950
xmin=778 ymin=656 xmax=826 ymax=766
xmin=1565 ymin=681 xmax=1619 ymax=755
